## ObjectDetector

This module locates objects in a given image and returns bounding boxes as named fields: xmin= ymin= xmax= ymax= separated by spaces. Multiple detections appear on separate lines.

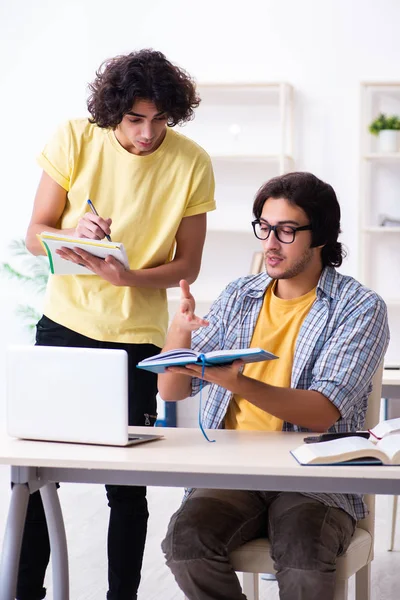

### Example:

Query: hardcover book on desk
xmin=291 ymin=419 xmax=400 ymax=466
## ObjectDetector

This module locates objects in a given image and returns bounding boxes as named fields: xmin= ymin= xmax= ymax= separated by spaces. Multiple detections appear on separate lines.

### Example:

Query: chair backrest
xmin=357 ymin=362 xmax=383 ymax=540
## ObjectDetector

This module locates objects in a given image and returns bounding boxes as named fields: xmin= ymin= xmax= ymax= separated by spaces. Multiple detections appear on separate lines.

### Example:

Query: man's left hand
xmin=166 ymin=359 xmax=244 ymax=393
xmin=56 ymin=247 xmax=128 ymax=286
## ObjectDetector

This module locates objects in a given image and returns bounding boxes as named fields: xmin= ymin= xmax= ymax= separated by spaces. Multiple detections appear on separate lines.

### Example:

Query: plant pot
xmin=379 ymin=130 xmax=399 ymax=153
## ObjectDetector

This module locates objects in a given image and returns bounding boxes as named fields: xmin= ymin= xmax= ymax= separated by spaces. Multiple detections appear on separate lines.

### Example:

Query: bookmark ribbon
xmin=367 ymin=429 xmax=381 ymax=441
xmin=198 ymin=354 xmax=216 ymax=443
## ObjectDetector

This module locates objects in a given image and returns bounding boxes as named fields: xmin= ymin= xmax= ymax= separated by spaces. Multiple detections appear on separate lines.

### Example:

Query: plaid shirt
xmin=190 ymin=267 xmax=389 ymax=521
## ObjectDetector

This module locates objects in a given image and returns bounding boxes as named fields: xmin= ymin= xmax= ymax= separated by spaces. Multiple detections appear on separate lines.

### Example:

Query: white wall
xmin=1 ymin=0 xmax=399 ymax=422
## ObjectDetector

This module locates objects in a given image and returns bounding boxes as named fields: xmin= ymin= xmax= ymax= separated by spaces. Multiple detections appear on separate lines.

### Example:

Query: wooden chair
xmin=227 ymin=364 xmax=383 ymax=600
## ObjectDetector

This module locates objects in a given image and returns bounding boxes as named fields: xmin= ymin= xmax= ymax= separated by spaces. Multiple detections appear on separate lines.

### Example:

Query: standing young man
xmin=159 ymin=172 xmax=389 ymax=600
xmin=22 ymin=49 xmax=215 ymax=600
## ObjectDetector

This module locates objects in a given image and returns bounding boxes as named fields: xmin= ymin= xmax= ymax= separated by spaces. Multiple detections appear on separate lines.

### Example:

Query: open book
xmin=291 ymin=418 xmax=400 ymax=466
xmin=368 ymin=417 xmax=400 ymax=440
xmin=38 ymin=232 xmax=130 ymax=275
xmin=137 ymin=347 xmax=278 ymax=374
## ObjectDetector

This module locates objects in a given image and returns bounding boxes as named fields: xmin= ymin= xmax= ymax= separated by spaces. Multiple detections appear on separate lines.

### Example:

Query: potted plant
xmin=369 ymin=113 xmax=400 ymax=153
xmin=0 ymin=239 xmax=49 ymax=340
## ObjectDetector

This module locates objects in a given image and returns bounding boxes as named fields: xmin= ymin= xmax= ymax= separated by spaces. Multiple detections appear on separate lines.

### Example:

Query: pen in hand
xmin=87 ymin=199 xmax=112 ymax=242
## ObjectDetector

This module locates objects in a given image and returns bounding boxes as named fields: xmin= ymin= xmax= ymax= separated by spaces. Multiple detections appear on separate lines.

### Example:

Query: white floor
xmin=0 ymin=465 xmax=399 ymax=600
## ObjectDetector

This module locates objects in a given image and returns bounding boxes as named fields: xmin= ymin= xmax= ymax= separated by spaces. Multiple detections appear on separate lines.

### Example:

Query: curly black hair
xmin=253 ymin=172 xmax=346 ymax=268
xmin=87 ymin=49 xmax=200 ymax=129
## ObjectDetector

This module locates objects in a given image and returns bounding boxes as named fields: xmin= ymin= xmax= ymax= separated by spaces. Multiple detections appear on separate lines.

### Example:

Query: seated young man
xmin=158 ymin=172 xmax=389 ymax=600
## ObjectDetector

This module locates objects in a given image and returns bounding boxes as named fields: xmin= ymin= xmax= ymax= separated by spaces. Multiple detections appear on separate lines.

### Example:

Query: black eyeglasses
xmin=252 ymin=220 xmax=312 ymax=244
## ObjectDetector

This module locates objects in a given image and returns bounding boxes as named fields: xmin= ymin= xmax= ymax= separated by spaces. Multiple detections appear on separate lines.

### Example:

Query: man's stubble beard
xmin=265 ymin=247 xmax=314 ymax=280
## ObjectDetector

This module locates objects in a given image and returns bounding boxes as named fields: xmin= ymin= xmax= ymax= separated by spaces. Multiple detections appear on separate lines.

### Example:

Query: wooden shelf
xmin=210 ymin=154 xmax=294 ymax=163
xmin=362 ymin=82 xmax=400 ymax=87
xmin=362 ymin=227 xmax=400 ymax=233
xmin=176 ymin=81 xmax=294 ymax=162
xmin=199 ymin=82 xmax=291 ymax=88
xmin=206 ymin=225 xmax=255 ymax=234
xmin=196 ymin=83 xmax=292 ymax=105
xmin=363 ymin=153 xmax=400 ymax=161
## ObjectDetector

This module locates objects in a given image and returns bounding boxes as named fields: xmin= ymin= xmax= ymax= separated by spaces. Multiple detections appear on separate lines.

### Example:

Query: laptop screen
xmin=7 ymin=345 xmax=132 ymax=446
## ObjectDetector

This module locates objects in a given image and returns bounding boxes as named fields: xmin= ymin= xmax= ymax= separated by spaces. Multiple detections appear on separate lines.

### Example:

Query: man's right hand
xmin=74 ymin=213 xmax=112 ymax=240
xmin=25 ymin=171 xmax=112 ymax=256
xmin=177 ymin=279 xmax=209 ymax=332
xmin=158 ymin=279 xmax=208 ymax=401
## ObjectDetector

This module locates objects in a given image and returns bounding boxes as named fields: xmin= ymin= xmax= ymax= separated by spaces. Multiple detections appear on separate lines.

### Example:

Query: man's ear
xmin=310 ymin=242 xmax=325 ymax=250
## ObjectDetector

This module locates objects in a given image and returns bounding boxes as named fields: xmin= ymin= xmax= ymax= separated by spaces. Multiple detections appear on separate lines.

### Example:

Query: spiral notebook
xmin=37 ymin=231 xmax=130 ymax=275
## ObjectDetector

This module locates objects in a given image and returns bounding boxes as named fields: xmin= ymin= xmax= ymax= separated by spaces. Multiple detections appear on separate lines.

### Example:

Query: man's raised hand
xmin=178 ymin=279 xmax=209 ymax=331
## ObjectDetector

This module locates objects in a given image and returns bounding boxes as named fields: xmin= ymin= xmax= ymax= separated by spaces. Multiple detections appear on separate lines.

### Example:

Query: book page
xmin=204 ymin=347 xmax=277 ymax=360
xmin=41 ymin=232 xmax=118 ymax=245
xmin=377 ymin=433 xmax=400 ymax=464
xmin=40 ymin=233 xmax=129 ymax=275
xmin=370 ymin=418 xmax=400 ymax=440
xmin=140 ymin=348 xmax=197 ymax=363
xmin=205 ymin=348 xmax=259 ymax=359
xmin=291 ymin=436 xmax=387 ymax=465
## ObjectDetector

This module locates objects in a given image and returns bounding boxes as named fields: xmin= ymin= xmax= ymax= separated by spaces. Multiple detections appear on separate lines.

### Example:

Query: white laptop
xmin=6 ymin=345 xmax=163 ymax=447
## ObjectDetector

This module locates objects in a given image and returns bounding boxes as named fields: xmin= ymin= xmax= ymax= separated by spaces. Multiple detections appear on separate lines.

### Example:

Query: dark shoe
xmin=16 ymin=586 xmax=46 ymax=600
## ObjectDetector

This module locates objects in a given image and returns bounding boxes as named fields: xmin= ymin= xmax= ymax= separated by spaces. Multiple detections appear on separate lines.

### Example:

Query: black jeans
xmin=16 ymin=315 xmax=160 ymax=600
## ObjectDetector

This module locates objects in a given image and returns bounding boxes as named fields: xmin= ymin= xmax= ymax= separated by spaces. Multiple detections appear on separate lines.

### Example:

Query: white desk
xmin=1 ymin=427 xmax=400 ymax=600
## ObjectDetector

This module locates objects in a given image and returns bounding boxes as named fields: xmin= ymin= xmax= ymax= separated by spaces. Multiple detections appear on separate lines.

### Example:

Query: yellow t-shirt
xmin=38 ymin=119 xmax=216 ymax=346
xmin=224 ymin=282 xmax=316 ymax=431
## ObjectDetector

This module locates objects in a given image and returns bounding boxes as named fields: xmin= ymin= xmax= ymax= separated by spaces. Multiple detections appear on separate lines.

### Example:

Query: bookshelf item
xmin=379 ymin=214 xmax=400 ymax=227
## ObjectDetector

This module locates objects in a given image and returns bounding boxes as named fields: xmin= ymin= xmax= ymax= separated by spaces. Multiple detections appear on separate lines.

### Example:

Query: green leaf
xmin=8 ymin=238 xmax=29 ymax=256
xmin=369 ymin=112 xmax=400 ymax=134
xmin=0 ymin=263 xmax=36 ymax=283
xmin=0 ymin=238 xmax=50 ymax=335
xmin=15 ymin=305 xmax=41 ymax=324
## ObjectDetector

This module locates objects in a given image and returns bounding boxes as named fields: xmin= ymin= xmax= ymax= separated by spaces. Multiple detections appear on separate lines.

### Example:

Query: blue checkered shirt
xmin=190 ymin=267 xmax=389 ymax=521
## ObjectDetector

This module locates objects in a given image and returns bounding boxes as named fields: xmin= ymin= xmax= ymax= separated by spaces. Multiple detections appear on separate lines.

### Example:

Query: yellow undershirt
xmin=224 ymin=282 xmax=316 ymax=431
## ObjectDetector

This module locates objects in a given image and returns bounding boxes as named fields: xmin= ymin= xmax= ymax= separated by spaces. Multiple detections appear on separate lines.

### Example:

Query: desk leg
xmin=40 ymin=484 xmax=69 ymax=600
xmin=388 ymin=495 xmax=398 ymax=551
xmin=0 ymin=482 xmax=30 ymax=600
